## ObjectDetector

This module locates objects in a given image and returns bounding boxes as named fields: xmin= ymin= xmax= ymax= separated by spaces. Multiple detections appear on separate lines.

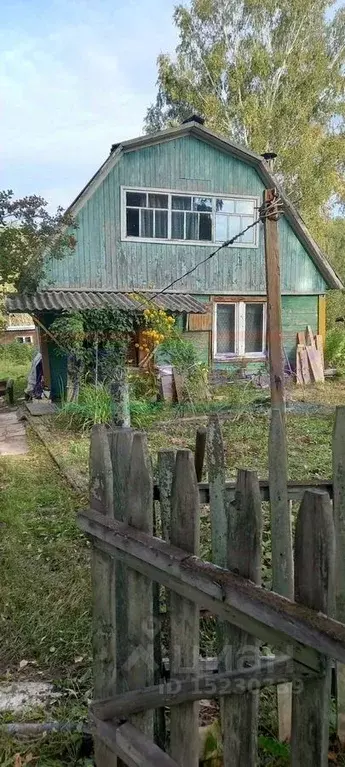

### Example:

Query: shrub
xmin=324 ymin=327 xmax=345 ymax=367
xmin=0 ymin=340 xmax=36 ymax=364
xmin=158 ymin=337 xmax=199 ymax=371
xmin=128 ymin=369 xmax=158 ymax=401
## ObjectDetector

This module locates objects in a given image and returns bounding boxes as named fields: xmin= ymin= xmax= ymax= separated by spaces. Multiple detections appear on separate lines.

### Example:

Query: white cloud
xmin=0 ymin=0 xmax=178 ymax=208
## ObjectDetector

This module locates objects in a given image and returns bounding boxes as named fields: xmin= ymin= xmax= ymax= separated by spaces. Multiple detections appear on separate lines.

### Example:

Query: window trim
xmin=16 ymin=335 xmax=33 ymax=344
xmin=213 ymin=299 xmax=267 ymax=360
xmin=121 ymin=186 xmax=259 ymax=248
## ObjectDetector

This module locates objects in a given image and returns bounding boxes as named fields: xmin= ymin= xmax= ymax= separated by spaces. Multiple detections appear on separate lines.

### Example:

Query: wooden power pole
xmin=262 ymin=187 xmax=293 ymax=743
xmin=262 ymin=188 xmax=285 ymax=410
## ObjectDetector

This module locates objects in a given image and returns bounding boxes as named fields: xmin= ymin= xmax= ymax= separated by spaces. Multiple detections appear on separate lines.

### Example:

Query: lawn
xmin=2 ymin=375 xmax=345 ymax=764
xmin=0 ymin=431 xmax=91 ymax=766
xmin=43 ymin=378 xmax=344 ymax=486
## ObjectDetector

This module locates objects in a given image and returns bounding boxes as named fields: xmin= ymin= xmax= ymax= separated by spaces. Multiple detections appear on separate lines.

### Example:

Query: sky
xmin=1 ymin=0 xmax=179 ymax=209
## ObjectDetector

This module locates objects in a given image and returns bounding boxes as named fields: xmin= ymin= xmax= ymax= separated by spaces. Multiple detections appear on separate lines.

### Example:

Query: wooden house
xmin=0 ymin=314 xmax=37 ymax=346
xmin=7 ymin=117 xmax=343 ymax=398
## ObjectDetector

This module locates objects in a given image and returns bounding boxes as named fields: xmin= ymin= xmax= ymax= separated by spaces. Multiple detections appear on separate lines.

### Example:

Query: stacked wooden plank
xmin=296 ymin=326 xmax=324 ymax=384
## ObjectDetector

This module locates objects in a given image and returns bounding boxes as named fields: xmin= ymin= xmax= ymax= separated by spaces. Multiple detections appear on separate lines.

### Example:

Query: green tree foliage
xmin=145 ymin=0 xmax=345 ymax=225
xmin=318 ymin=217 xmax=345 ymax=327
xmin=50 ymin=307 xmax=139 ymax=380
xmin=0 ymin=190 xmax=77 ymax=292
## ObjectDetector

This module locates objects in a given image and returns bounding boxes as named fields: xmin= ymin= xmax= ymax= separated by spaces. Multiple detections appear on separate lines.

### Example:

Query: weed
xmin=58 ymin=383 xmax=112 ymax=430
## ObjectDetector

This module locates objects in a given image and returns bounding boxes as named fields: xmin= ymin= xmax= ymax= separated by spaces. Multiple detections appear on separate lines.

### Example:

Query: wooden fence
xmin=77 ymin=406 xmax=345 ymax=767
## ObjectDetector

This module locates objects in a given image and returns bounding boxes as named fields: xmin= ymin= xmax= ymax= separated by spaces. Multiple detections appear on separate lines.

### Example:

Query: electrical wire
xmin=149 ymin=219 xmax=259 ymax=301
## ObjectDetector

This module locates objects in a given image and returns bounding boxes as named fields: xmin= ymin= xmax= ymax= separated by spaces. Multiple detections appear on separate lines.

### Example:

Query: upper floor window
xmin=122 ymin=188 xmax=258 ymax=247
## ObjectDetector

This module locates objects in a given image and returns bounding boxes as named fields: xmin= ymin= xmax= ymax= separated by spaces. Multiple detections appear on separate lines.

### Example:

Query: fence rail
xmin=78 ymin=408 xmax=345 ymax=767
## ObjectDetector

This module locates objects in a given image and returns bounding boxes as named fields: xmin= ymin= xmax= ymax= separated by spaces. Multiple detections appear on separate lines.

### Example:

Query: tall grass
xmin=58 ymin=383 xmax=112 ymax=430
xmin=58 ymin=383 xmax=164 ymax=430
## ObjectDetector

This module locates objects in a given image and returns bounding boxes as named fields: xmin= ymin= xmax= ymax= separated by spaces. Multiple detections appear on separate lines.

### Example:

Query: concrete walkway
xmin=0 ymin=405 xmax=28 ymax=456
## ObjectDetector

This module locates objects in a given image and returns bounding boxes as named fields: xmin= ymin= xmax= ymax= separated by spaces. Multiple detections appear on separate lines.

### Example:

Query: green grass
xmin=0 ymin=431 xmax=91 ymax=765
xmin=0 ymin=432 xmax=90 ymax=674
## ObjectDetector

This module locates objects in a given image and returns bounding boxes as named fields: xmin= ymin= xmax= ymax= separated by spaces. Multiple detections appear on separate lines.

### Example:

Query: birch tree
xmin=146 ymin=0 xmax=345 ymax=226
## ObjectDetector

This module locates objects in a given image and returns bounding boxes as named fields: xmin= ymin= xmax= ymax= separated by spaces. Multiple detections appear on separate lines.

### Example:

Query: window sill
xmin=121 ymin=236 xmax=258 ymax=249
xmin=214 ymin=355 xmax=267 ymax=363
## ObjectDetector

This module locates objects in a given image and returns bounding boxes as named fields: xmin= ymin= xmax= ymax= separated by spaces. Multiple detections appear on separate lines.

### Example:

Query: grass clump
xmin=58 ymin=383 xmax=112 ymax=430
xmin=58 ymin=383 xmax=166 ymax=431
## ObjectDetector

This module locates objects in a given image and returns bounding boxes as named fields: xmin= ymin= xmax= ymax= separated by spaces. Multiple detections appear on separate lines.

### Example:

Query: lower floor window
xmin=214 ymin=301 xmax=266 ymax=358
xmin=16 ymin=336 xmax=33 ymax=344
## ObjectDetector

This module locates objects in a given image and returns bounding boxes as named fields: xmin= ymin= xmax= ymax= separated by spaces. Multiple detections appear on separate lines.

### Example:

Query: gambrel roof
xmin=67 ymin=120 xmax=343 ymax=291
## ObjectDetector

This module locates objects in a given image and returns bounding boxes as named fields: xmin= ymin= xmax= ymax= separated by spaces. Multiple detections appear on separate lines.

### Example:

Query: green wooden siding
xmin=45 ymin=135 xmax=327 ymax=295
xmin=40 ymin=313 xmax=68 ymax=401
xmin=164 ymin=295 xmax=318 ymax=371
xmin=282 ymin=295 xmax=318 ymax=364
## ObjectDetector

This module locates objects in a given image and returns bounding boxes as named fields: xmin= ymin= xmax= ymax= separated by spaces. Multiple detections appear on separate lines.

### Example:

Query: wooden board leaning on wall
xmin=296 ymin=327 xmax=324 ymax=385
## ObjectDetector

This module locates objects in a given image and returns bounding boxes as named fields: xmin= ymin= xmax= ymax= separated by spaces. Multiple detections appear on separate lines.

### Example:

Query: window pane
xmin=193 ymin=197 xmax=212 ymax=212
xmin=186 ymin=212 xmax=199 ymax=240
xmin=245 ymin=303 xmax=264 ymax=353
xmin=127 ymin=208 xmax=139 ymax=236
xmin=216 ymin=198 xmax=235 ymax=214
xmin=172 ymin=211 xmax=184 ymax=239
xmin=126 ymin=191 xmax=146 ymax=207
xmin=228 ymin=215 xmax=241 ymax=239
xmin=216 ymin=304 xmax=235 ymax=354
xmin=236 ymin=199 xmax=255 ymax=215
xmin=148 ymin=193 xmax=168 ymax=209
xmin=172 ymin=195 xmax=191 ymax=211
xmin=199 ymin=212 xmax=212 ymax=240
xmin=215 ymin=214 xmax=228 ymax=242
xmin=240 ymin=217 xmax=255 ymax=243
xmin=141 ymin=209 xmax=154 ymax=237
xmin=155 ymin=210 xmax=168 ymax=238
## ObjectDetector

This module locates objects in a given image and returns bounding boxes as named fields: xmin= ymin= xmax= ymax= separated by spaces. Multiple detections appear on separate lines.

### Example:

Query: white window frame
xmin=213 ymin=301 xmax=267 ymax=360
xmin=121 ymin=186 xmax=259 ymax=248
xmin=15 ymin=335 xmax=33 ymax=344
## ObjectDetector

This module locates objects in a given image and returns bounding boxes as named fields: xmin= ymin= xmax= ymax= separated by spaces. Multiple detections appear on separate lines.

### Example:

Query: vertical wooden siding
xmin=282 ymin=296 xmax=318 ymax=364
xmin=45 ymin=135 xmax=327 ymax=295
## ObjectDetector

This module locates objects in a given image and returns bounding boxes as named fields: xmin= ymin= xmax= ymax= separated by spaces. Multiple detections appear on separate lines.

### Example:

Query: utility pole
xmin=262 ymin=187 xmax=293 ymax=744
xmin=262 ymin=187 xmax=285 ymax=410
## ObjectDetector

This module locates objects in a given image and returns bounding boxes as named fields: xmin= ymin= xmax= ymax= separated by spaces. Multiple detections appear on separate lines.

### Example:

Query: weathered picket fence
xmin=77 ymin=406 xmax=345 ymax=767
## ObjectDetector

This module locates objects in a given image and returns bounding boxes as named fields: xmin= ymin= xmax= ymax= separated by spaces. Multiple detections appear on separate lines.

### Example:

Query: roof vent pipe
xmin=261 ymin=151 xmax=277 ymax=171
xmin=182 ymin=114 xmax=205 ymax=126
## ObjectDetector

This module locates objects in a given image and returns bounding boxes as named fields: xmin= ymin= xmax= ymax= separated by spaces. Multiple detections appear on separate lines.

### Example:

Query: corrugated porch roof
xmin=6 ymin=290 xmax=207 ymax=314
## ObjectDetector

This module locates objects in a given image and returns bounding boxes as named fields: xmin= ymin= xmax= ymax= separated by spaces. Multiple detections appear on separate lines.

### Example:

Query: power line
xmin=145 ymin=196 xmax=283 ymax=302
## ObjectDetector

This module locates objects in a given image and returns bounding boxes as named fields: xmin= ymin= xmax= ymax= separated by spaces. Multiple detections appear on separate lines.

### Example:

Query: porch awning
xmin=6 ymin=290 xmax=207 ymax=314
